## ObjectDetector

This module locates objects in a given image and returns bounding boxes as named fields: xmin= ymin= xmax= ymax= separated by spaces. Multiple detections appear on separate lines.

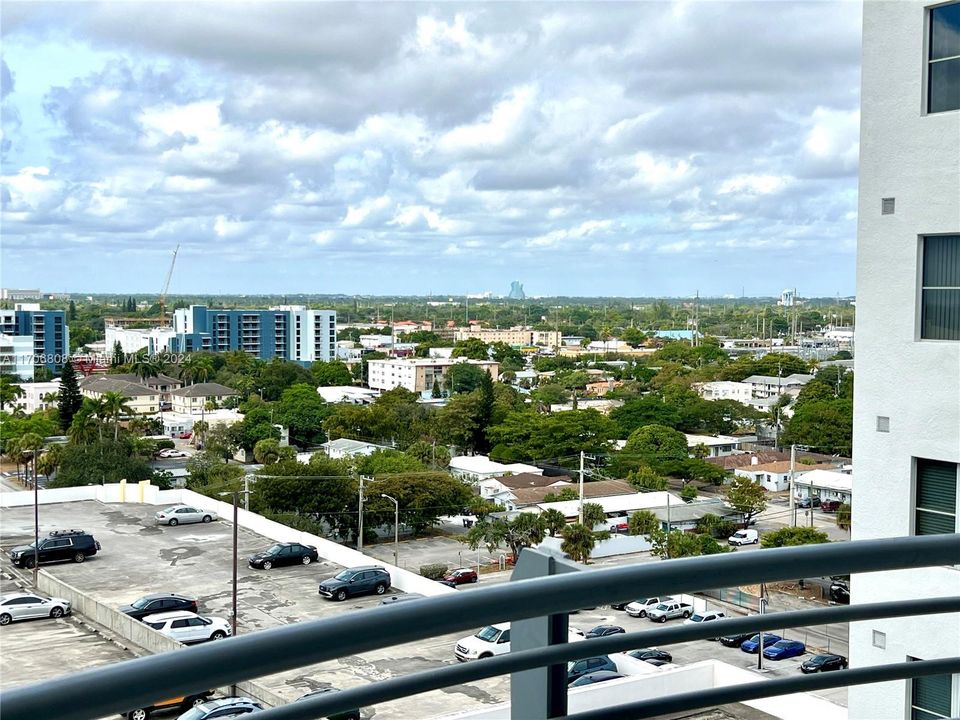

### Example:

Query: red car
xmin=178 ymin=431 xmax=192 ymax=439
xmin=443 ymin=568 xmax=479 ymax=585
xmin=820 ymin=500 xmax=842 ymax=512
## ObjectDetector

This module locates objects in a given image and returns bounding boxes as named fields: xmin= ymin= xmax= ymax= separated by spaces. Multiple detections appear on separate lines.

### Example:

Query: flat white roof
xmin=450 ymin=456 xmax=541 ymax=475
xmin=792 ymin=469 xmax=853 ymax=492
xmin=535 ymin=491 xmax=683 ymax=517
xmin=684 ymin=434 xmax=742 ymax=447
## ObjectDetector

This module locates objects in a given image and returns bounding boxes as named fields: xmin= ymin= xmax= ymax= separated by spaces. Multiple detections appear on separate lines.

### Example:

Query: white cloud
xmin=718 ymin=174 xmax=790 ymax=195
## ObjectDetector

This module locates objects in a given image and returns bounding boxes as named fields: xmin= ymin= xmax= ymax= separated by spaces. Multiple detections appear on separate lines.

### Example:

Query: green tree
xmin=68 ymin=300 xmax=77 ymax=321
xmin=0 ymin=374 xmax=25 ymax=412
xmin=837 ymin=502 xmax=852 ymax=530
xmin=724 ymin=476 xmax=767 ymax=526
xmin=490 ymin=342 xmax=524 ymax=371
xmin=367 ymin=472 xmax=472 ymax=536
xmin=561 ymin=523 xmax=597 ymax=563
xmin=452 ymin=337 xmax=490 ymax=360
xmin=253 ymin=438 xmax=282 ymax=465
xmin=581 ymin=502 xmax=607 ymax=529
xmin=100 ymin=391 xmax=133 ymax=441
xmin=626 ymin=465 xmax=668 ymax=492
xmin=650 ymin=529 xmax=728 ymax=559
xmin=466 ymin=496 xmax=503 ymax=521
xmin=67 ymin=408 xmax=99 ymax=445
xmin=695 ymin=513 xmax=737 ymax=539
xmin=405 ymin=440 xmax=451 ymax=468
xmin=277 ymin=383 xmax=329 ymax=447
xmin=681 ymin=484 xmax=698 ymax=501
xmin=628 ymin=510 xmax=660 ymax=536
xmin=622 ymin=424 xmax=689 ymax=464
xmin=760 ymin=526 xmax=830 ymax=548
xmin=530 ymin=383 xmax=570 ymax=407
xmin=50 ymin=439 xmax=154 ymax=487
xmin=488 ymin=409 xmax=615 ymax=462
xmin=111 ymin=341 xmax=124 ymax=368
xmin=541 ymin=508 xmax=567 ymax=537
xmin=446 ymin=363 xmax=489 ymax=394
xmin=232 ymin=407 xmax=281 ymax=451
xmin=19 ymin=433 xmax=44 ymax=488
xmin=356 ymin=449 xmax=426 ymax=476
xmin=179 ymin=354 xmax=214 ymax=385
xmin=431 ymin=379 xmax=442 ymax=398
xmin=56 ymin=361 xmax=83 ymax=433
xmin=462 ymin=512 xmax=546 ymax=559
xmin=311 ymin=360 xmax=354 ymax=387
xmin=609 ymin=396 xmax=682 ymax=437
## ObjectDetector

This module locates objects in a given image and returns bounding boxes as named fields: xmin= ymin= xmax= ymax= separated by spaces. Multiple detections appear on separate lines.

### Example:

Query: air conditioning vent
xmin=881 ymin=197 xmax=895 ymax=215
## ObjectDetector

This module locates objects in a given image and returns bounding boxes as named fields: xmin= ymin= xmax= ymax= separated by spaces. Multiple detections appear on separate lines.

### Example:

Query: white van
xmin=728 ymin=529 xmax=759 ymax=546
xmin=454 ymin=622 xmax=584 ymax=661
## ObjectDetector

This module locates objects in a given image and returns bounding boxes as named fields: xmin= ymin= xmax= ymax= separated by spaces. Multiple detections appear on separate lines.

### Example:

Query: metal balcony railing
xmin=0 ymin=536 xmax=958 ymax=720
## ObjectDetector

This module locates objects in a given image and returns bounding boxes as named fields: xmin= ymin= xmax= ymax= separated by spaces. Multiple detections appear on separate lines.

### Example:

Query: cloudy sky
xmin=1 ymin=1 xmax=862 ymax=297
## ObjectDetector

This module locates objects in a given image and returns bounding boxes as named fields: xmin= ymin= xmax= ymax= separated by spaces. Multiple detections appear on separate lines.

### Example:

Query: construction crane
xmin=158 ymin=244 xmax=180 ymax=326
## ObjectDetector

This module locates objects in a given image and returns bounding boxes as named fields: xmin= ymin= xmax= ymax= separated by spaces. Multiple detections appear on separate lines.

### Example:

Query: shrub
xmin=681 ymin=484 xmax=698 ymax=501
xmin=155 ymin=439 xmax=175 ymax=450
xmin=420 ymin=563 xmax=448 ymax=580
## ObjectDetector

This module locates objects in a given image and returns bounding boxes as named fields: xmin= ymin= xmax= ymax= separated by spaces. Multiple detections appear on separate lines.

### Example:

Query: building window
xmin=915 ymin=459 xmax=958 ymax=535
xmin=921 ymin=236 xmax=960 ymax=340
xmin=929 ymin=3 xmax=960 ymax=113
xmin=910 ymin=660 xmax=954 ymax=720
xmin=872 ymin=630 xmax=886 ymax=649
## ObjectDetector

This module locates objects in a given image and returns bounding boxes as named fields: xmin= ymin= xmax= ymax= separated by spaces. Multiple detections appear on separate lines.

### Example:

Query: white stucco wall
xmin=851 ymin=2 xmax=960 ymax=719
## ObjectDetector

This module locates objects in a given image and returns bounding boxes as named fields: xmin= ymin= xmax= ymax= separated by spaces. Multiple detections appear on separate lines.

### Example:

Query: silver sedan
xmin=0 ymin=593 xmax=71 ymax=625
xmin=155 ymin=505 xmax=218 ymax=526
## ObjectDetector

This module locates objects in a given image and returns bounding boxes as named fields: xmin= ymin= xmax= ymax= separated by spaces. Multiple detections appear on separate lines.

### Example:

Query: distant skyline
xmin=1 ymin=2 xmax=861 ymax=296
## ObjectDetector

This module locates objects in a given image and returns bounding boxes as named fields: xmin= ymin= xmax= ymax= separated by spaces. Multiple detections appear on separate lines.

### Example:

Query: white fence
xmin=1 ymin=483 xmax=454 ymax=598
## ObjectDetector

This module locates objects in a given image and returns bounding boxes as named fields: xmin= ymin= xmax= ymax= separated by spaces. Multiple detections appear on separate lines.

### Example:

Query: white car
xmin=728 ymin=529 xmax=759 ymax=546
xmin=155 ymin=505 xmax=218 ymax=526
xmin=683 ymin=610 xmax=726 ymax=626
xmin=142 ymin=611 xmax=231 ymax=644
xmin=0 ymin=593 xmax=71 ymax=625
xmin=624 ymin=596 xmax=674 ymax=618
xmin=455 ymin=622 xmax=584 ymax=661
xmin=158 ymin=449 xmax=188 ymax=458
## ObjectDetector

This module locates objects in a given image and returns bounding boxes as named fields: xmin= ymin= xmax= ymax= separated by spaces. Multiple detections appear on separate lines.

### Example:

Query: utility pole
xmin=357 ymin=475 xmax=370 ymax=552
xmin=757 ymin=583 xmax=768 ymax=671
xmin=577 ymin=451 xmax=585 ymax=525
xmin=789 ymin=444 xmax=797 ymax=527
xmin=219 ymin=487 xmax=253 ymax=639
xmin=666 ymin=494 xmax=672 ymax=560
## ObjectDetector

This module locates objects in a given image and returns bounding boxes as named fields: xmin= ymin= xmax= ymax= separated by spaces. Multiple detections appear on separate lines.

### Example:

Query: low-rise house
xmin=741 ymin=374 xmax=813 ymax=399
xmin=157 ymin=409 xmax=245 ymax=438
xmin=585 ymin=379 xmax=623 ymax=396
xmin=320 ymin=438 xmax=392 ymax=460
xmin=684 ymin=434 xmax=744 ymax=458
xmin=734 ymin=460 xmax=839 ymax=492
xmin=696 ymin=381 xmax=754 ymax=404
xmin=532 ymin=490 xmax=683 ymax=523
xmin=793 ymin=469 xmax=853 ymax=505
xmin=12 ymin=379 xmax=61 ymax=414
xmin=170 ymin=383 xmax=239 ymax=415
xmin=108 ymin=373 xmax=183 ymax=408
xmin=478 ymin=473 xmax=569 ymax=501
xmin=316 ymin=386 xmax=379 ymax=404
xmin=510 ymin=479 xmax=637 ymax=511
xmin=449 ymin=455 xmax=542 ymax=482
xmin=649 ymin=498 xmax=743 ymax=532
xmin=80 ymin=376 xmax=161 ymax=414
xmin=548 ymin=398 xmax=623 ymax=414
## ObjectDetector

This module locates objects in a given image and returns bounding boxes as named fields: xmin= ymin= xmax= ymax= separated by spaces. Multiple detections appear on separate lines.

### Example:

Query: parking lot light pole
xmin=380 ymin=494 xmax=399 ymax=567
xmin=219 ymin=488 xmax=251 ymax=638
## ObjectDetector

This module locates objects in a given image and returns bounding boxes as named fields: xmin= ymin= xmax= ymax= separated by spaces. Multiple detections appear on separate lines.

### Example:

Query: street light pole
xmin=381 ymin=494 xmax=399 ymax=566
xmin=219 ymin=488 xmax=251 ymax=638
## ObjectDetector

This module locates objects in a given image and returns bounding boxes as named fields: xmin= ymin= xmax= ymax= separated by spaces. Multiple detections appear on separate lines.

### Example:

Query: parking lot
xmin=0 ymin=500 xmax=846 ymax=717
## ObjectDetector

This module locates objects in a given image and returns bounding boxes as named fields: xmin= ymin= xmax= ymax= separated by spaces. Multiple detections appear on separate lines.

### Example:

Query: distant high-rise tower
xmin=508 ymin=281 xmax=525 ymax=300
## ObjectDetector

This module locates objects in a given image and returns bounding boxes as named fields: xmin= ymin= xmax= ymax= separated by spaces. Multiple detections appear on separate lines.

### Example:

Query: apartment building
xmin=453 ymin=326 xmax=560 ymax=347
xmin=105 ymin=325 xmax=177 ymax=355
xmin=0 ymin=303 xmax=70 ymax=373
xmin=367 ymin=358 xmax=499 ymax=393
xmin=171 ymin=305 xmax=336 ymax=363
xmin=850 ymin=3 xmax=960 ymax=720
xmin=79 ymin=376 xmax=161 ymax=414
xmin=0 ymin=334 xmax=34 ymax=380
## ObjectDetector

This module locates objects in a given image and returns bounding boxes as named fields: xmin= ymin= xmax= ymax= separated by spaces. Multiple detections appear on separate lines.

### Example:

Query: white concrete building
xmin=449 ymin=455 xmax=542 ymax=482
xmin=850 ymin=3 xmax=960 ymax=720
xmin=316 ymin=386 xmax=379 ymax=404
xmin=367 ymin=358 xmax=498 ymax=394
xmin=105 ymin=325 xmax=177 ymax=355
xmin=734 ymin=461 xmax=838 ymax=493
xmin=0 ymin=334 xmax=33 ymax=381
xmin=319 ymin=438 xmax=391 ymax=460
xmin=741 ymin=374 xmax=813 ymax=399
xmin=12 ymin=380 xmax=61 ymax=414
xmin=170 ymin=383 xmax=239 ymax=415
xmin=696 ymin=381 xmax=754 ymax=404
xmin=793 ymin=469 xmax=853 ymax=505
xmin=683 ymin=434 xmax=744 ymax=458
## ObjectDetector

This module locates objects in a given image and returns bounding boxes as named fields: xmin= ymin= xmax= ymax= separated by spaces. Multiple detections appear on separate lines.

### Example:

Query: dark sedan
xmin=719 ymin=631 xmax=757 ymax=648
xmin=830 ymin=581 xmax=850 ymax=604
xmin=248 ymin=542 xmax=319 ymax=570
xmin=627 ymin=648 xmax=673 ymax=663
xmin=801 ymin=654 xmax=848 ymax=673
xmin=119 ymin=593 xmax=197 ymax=621
xmin=569 ymin=671 xmax=624 ymax=687
xmin=585 ymin=625 xmax=626 ymax=638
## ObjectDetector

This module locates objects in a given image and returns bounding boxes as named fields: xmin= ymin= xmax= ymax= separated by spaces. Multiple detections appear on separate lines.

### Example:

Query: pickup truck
xmin=646 ymin=601 xmax=694 ymax=623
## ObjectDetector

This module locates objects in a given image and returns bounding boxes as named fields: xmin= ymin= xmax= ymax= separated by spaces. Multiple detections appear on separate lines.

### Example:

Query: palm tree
xmin=68 ymin=410 xmax=99 ymax=445
xmin=36 ymin=444 xmax=63 ymax=481
xmin=560 ymin=523 xmax=597 ymax=564
xmin=0 ymin=376 xmax=25 ymax=412
xmin=131 ymin=354 xmax=162 ymax=383
xmin=19 ymin=433 xmax=44 ymax=489
xmin=100 ymin=391 xmax=133 ymax=441
xmin=541 ymin=508 xmax=567 ymax=537
xmin=179 ymin=355 xmax=214 ymax=385
xmin=91 ymin=397 xmax=109 ymax=441
xmin=5 ymin=437 xmax=23 ymax=483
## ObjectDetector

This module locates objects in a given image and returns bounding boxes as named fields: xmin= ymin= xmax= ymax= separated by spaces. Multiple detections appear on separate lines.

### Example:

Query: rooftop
xmin=742 ymin=374 xmax=813 ymax=386
xmin=535 ymin=490 xmax=682 ymax=517
xmin=793 ymin=469 xmax=853 ymax=492
xmin=107 ymin=373 xmax=183 ymax=388
xmin=489 ymin=472 xmax=569 ymax=490
xmin=79 ymin=376 xmax=155 ymax=397
xmin=684 ymin=434 xmax=743 ymax=447
xmin=738 ymin=461 xmax=839 ymax=475
xmin=511 ymin=479 xmax=636 ymax=506
xmin=170 ymin=382 xmax=239 ymax=398
xmin=450 ymin=455 xmax=542 ymax=476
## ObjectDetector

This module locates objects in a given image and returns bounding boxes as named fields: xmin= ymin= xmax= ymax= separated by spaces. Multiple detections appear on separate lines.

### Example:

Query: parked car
xmin=155 ymin=505 xmax=218 ymax=526
xmin=728 ymin=529 xmax=759 ymax=546
xmin=646 ymin=601 xmax=694 ymax=623
xmin=800 ymin=653 xmax=848 ymax=673
xmin=740 ymin=633 xmax=782 ymax=653
xmin=568 ymin=671 xmax=624 ymax=687
xmin=644 ymin=659 xmax=676 ymax=668
xmin=8 ymin=529 xmax=100 ymax=568
xmin=585 ymin=625 xmax=625 ymax=638
xmin=820 ymin=500 xmax=842 ymax=513
xmin=797 ymin=496 xmax=821 ymax=508
xmin=683 ymin=610 xmax=726 ymax=627
xmin=442 ymin=568 xmax=478 ymax=585
xmin=248 ymin=543 xmax=319 ymax=570
xmin=120 ymin=593 xmax=198 ymax=621
xmin=610 ymin=600 xmax=631 ymax=610
xmin=436 ymin=579 xmax=458 ymax=589
xmin=763 ymin=639 xmax=807 ymax=660
xmin=142 ymin=611 xmax=231 ymax=644
xmin=624 ymin=597 xmax=673 ymax=618
xmin=0 ymin=593 xmax=71 ymax=626
xmin=294 ymin=688 xmax=360 ymax=720
xmin=178 ymin=431 xmax=193 ymax=439
xmin=567 ymin=655 xmax=617 ymax=683
xmin=124 ymin=691 xmax=213 ymax=720
xmin=380 ymin=594 xmax=425 ymax=605
xmin=176 ymin=697 xmax=262 ymax=719
xmin=318 ymin=566 xmax=391 ymax=601
xmin=627 ymin=648 xmax=672 ymax=663
xmin=455 ymin=622 xmax=584 ymax=661
xmin=158 ymin=449 xmax=189 ymax=459
xmin=719 ymin=631 xmax=758 ymax=648
xmin=829 ymin=581 xmax=850 ymax=604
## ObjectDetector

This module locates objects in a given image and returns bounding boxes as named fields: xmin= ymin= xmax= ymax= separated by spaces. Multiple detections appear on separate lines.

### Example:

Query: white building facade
xmin=850 ymin=3 xmax=960 ymax=720
xmin=0 ymin=334 xmax=34 ymax=380
xmin=105 ymin=325 xmax=177 ymax=355
xmin=367 ymin=358 xmax=499 ymax=394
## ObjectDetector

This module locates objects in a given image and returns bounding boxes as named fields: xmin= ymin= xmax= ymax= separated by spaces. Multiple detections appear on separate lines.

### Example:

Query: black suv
xmin=8 ymin=529 xmax=100 ymax=568
xmin=319 ymin=566 xmax=391 ymax=601
xmin=120 ymin=593 xmax=199 ymax=621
